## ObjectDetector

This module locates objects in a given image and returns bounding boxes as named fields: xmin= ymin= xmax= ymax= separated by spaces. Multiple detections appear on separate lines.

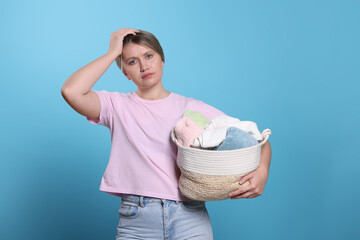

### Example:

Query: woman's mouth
xmin=142 ymin=73 xmax=154 ymax=79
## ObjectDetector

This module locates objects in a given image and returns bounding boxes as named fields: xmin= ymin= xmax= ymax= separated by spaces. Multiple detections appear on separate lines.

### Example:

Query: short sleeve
xmin=86 ymin=90 xmax=114 ymax=128
xmin=187 ymin=99 xmax=228 ymax=120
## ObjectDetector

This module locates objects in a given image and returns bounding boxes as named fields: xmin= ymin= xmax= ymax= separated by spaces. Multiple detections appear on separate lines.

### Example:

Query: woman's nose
xmin=139 ymin=61 xmax=149 ymax=72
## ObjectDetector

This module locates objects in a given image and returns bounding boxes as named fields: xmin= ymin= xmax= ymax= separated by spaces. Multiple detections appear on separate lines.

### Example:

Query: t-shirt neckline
xmin=132 ymin=91 xmax=173 ymax=103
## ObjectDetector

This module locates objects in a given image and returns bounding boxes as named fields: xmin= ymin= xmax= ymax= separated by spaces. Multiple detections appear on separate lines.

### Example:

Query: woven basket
xmin=171 ymin=128 xmax=271 ymax=201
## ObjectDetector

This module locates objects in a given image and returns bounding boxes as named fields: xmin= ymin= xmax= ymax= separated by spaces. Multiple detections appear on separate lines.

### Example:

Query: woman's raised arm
xmin=60 ymin=28 xmax=139 ymax=119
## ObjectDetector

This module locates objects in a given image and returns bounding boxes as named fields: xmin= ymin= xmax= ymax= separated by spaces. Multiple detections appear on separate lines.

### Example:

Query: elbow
xmin=61 ymin=87 xmax=70 ymax=99
xmin=61 ymin=87 xmax=77 ymax=102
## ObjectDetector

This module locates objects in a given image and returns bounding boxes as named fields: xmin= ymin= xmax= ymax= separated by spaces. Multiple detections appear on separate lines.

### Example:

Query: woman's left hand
xmin=228 ymin=165 xmax=268 ymax=199
xmin=228 ymin=141 xmax=272 ymax=199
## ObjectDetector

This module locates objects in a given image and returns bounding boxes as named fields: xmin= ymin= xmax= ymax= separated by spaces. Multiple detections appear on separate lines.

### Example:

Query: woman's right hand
xmin=108 ymin=28 xmax=140 ymax=56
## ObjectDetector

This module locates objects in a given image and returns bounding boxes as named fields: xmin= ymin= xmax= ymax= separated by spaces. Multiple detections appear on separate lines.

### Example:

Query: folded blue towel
xmin=213 ymin=127 xmax=258 ymax=151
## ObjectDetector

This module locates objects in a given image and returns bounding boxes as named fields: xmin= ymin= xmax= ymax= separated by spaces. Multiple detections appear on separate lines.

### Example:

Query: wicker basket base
xmin=179 ymin=166 xmax=251 ymax=201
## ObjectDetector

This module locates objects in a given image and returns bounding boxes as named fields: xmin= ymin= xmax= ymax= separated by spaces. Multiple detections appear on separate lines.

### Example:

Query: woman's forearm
xmin=61 ymin=50 xmax=120 ymax=95
xmin=259 ymin=141 xmax=272 ymax=173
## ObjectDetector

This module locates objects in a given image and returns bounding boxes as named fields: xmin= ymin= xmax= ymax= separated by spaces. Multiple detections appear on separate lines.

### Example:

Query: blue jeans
xmin=115 ymin=194 xmax=213 ymax=240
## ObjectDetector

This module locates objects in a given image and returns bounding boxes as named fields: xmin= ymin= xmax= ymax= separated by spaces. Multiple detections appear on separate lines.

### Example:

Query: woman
xmin=61 ymin=28 xmax=272 ymax=239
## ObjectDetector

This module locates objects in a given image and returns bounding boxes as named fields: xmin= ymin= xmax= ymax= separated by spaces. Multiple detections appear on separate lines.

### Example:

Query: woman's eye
xmin=146 ymin=54 xmax=153 ymax=59
xmin=129 ymin=60 xmax=137 ymax=65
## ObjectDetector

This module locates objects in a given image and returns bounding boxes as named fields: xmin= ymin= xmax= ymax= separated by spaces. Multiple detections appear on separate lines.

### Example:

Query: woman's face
xmin=121 ymin=43 xmax=164 ymax=90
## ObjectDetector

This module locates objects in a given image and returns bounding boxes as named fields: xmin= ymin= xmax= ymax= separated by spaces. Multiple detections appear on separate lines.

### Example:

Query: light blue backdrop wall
xmin=1 ymin=0 xmax=359 ymax=239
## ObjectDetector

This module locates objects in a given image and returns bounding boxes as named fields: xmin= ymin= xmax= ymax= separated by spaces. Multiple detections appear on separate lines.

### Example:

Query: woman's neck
xmin=135 ymin=85 xmax=170 ymax=101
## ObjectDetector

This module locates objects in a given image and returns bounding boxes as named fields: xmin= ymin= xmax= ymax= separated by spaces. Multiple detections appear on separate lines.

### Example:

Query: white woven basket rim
xmin=171 ymin=128 xmax=271 ymax=175
xmin=171 ymin=128 xmax=271 ymax=153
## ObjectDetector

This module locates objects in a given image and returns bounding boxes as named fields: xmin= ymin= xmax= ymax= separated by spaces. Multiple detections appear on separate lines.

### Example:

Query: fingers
xmin=239 ymin=173 xmax=253 ymax=185
xmin=114 ymin=28 xmax=140 ymax=37
xmin=124 ymin=28 xmax=140 ymax=36
xmin=231 ymin=192 xmax=258 ymax=199
xmin=118 ymin=27 xmax=140 ymax=32
xmin=228 ymin=178 xmax=263 ymax=199
xmin=114 ymin=27 xmax=139 ymax=33
xmin=229 ymin=186 xmax=260 ymax=199
xmin=111 ymin=28 xmax=140 ymax=41
xmin=108 ymin=28 xmax=140 ymax=55
xmin=229 ymin=183 xmax=251 ymax=198
xmin=230 ymin=188 xmax=263 ymax=199
xmin=227 ymin=166 xmax=268 ymax=200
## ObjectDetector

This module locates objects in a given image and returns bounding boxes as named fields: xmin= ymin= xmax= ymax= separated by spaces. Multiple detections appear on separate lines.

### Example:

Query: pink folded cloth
xmin=174 ymin=117 xmax=204 ymax=147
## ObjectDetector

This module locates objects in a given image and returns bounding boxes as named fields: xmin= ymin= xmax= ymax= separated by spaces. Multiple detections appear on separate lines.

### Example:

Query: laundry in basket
xmin=171 ymin=116 xmax=271 ymax=201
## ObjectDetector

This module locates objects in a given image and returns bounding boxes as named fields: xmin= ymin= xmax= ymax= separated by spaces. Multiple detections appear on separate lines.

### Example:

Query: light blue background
xmin=1 ymin=0 xmax=359 ymax=239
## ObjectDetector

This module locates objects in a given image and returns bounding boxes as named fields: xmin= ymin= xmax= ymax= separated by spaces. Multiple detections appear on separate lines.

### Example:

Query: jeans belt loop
xmin=139 ymin=196 xmax=145 ymax=208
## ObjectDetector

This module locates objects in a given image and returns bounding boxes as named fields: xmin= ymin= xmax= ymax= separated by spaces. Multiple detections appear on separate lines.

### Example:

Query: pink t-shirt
xmin=87 ymin=90 xmax=226 ymax=201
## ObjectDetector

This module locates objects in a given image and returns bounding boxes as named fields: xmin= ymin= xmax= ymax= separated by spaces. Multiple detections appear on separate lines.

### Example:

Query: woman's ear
xmin=162 ymin=61 xmax=165 ymax=67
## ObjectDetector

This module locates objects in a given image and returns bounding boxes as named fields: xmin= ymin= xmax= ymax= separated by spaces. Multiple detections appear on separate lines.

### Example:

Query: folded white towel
xmin=191 ymin=115 xmax=263 ymax=148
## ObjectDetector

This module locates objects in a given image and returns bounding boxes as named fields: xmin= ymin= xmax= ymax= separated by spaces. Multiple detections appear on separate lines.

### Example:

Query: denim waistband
xmin=121 ymin=194 xmax=181 ymax=208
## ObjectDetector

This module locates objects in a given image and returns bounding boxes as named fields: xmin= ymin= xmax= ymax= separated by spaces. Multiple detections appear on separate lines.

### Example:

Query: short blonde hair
xmin=115 ymin=30 xmax=165 ymax=72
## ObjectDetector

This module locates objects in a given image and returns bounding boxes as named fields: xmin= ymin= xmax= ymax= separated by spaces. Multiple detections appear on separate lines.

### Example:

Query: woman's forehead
xmin=122 ymin=43 xmax=153 ymax=58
